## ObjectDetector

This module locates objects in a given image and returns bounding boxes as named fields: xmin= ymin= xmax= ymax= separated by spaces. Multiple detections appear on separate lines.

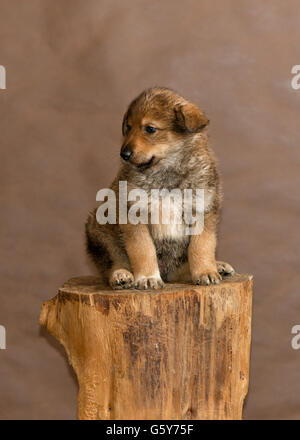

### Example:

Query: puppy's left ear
xmin=174 ymin=103 xmax=209 ymax=133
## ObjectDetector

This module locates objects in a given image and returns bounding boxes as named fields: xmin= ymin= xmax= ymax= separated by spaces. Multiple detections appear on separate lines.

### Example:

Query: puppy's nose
xmin=120 ymin=146 xmax=133 ymax=161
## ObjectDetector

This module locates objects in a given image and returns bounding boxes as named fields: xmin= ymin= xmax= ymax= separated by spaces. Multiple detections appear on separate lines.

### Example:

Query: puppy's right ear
xmin=122 ymin=109 xmax=129 ymax=136
xmin=174 ymin=102 xmax=209 ymax=133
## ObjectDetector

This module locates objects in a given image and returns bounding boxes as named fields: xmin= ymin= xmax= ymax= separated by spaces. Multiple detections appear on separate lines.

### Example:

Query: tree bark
xmin=40 ymin=274 xmax=253 ymax=420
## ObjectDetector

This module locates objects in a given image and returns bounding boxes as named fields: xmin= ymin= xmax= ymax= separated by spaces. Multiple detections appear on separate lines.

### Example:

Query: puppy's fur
xmin=86 ymin=87 xmax=234 ymax=289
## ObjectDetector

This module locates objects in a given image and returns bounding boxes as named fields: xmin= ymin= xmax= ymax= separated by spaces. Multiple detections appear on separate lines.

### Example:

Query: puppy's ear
xmin=174 ymin=103 xmax=209 ymax=133
xmin=122 ymin=109 xmax=129 ymax=136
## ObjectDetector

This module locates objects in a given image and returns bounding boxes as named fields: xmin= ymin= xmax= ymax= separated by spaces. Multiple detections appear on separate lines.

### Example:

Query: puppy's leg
xmin=108 ymin=257 xmax=134 ymax=290
xmin=188 ymin=212 xmax=221 ymax=285
xmin=86 ymin=212 xmax=134 ymax=289
xmin=168 ymin=260 xmax=235 ymax=283
xmin=121 ymin=223 xmax=164 ymax=290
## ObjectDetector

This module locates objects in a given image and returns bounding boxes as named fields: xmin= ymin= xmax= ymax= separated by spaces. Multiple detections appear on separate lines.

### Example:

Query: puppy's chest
xmin=150 ymin=224 xmax=186 ymax=240
xmin=147 ymin=190 xmax=213 ymax=240
xmin=148 ymin=198 xmax=187 ymax=241
xmin=150 ymin=220 xmax=187 ymax=241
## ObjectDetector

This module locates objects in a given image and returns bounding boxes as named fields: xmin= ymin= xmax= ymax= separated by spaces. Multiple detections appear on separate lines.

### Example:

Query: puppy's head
xmin=120 ymin=87 xmax=209 ymax=170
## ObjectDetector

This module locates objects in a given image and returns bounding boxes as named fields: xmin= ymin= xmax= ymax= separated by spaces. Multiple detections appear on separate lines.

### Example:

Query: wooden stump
xmin=39 ymin=274 xmax=253 ymax=420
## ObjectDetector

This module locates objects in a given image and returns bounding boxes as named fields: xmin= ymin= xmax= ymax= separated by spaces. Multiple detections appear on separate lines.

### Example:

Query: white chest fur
xmin=148 ymin=188 xmax=214 ymax=240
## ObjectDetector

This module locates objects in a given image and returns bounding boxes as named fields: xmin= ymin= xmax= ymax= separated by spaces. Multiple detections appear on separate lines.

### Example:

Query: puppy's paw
xmin=134 ymin=275 xmax=165 ymax=290
xmin=192 ymin=270 xmax=222 ymax=286
xmin=217 ymin=260 xmax=235 ymax=276
xmin=109 ymin=269 xmax=134 ymax=290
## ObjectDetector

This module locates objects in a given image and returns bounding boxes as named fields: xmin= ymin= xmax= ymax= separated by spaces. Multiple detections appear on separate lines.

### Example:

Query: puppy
xmin=86 ymin=87 xmax=234 ymax=289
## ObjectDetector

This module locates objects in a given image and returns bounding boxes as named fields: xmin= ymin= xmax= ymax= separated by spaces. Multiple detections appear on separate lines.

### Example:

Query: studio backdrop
xmin=0 ymin=0 xmax=300 ymax=419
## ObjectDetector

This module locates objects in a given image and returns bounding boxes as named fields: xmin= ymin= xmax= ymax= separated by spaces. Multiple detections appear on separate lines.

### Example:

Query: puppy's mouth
xmin=136 ymin=156 xmax=156 ymax=170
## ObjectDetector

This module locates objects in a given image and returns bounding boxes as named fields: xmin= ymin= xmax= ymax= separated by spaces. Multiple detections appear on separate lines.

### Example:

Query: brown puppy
xmin=86 ymin=87 xmax=234 ymax=289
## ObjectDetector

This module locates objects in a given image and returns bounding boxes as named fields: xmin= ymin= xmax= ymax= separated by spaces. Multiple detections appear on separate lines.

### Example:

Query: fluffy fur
xmin=86 ymin=87 xmax=234 ymax=289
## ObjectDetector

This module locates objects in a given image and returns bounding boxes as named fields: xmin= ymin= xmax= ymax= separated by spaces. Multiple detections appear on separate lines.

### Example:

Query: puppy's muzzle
xmin=120 ymin=145 xmax=133 ymax=161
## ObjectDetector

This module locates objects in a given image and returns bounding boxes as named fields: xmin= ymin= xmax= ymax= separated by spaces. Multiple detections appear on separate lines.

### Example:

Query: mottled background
xmin=1 ymin=0 xmax=300 ymax=419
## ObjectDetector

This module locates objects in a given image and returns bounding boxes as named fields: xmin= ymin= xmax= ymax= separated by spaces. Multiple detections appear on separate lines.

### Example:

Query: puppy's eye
xmin=126 ymin=124 xmax=132 ymax=133
xmin=145 ymin=126 xmax=157 ymax=134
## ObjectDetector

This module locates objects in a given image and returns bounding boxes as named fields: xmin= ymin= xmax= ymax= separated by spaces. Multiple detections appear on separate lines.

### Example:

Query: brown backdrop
xmin=1 ymin=0 xmax=300 ymax=419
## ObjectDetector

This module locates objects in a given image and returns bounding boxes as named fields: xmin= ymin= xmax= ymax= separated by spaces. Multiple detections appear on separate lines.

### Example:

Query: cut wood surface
xmin=40 ymin=274 xmax=253 ymax=420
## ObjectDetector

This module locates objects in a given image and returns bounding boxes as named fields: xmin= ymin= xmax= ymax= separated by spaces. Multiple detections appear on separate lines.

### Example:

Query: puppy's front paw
xmin=109 ymin=269 xmax=134 ymax=290
xmin=217 ymin=260 xmax=235 ymax=276
xmin=134 ymin=275 xmax=165 ymax=290
xmin=192 ymin=270 xmax=222 ymax=286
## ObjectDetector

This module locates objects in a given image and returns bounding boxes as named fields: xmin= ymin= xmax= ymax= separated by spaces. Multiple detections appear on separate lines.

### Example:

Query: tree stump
xmin=39 ymin=274 xmax=253 ymax=420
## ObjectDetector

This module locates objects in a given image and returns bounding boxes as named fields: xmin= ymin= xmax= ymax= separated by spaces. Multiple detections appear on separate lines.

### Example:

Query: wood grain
xmin=40 ymin=274 xmax=253 ymax=420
